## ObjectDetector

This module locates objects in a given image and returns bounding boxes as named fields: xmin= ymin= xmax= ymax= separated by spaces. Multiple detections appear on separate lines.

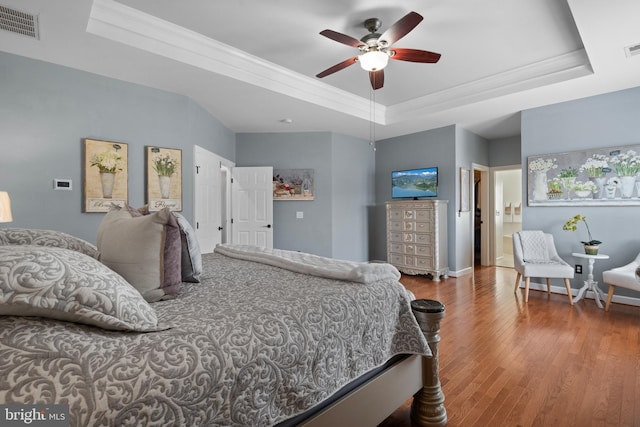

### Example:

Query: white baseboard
xmin=519 ymin=282 xmax=640 ymax=308
xmin=448 ymin=267 xmax=473 ymax=278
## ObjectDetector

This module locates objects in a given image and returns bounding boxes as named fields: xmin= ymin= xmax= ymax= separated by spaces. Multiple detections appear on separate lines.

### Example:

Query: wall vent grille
xmin=624 ymin=43 xmax=640 ymax=58
xmin=0 ymin=5 xmax=39 ymax=39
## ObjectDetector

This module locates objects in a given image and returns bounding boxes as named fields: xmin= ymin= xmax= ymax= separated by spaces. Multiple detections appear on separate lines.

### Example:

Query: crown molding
xmin=87 ymin=0 xmax=386 ymax=124
xmin=387 ymin=49 xmax=593 ymax=124
xmin=88 ymin=0 xmax=591 ymax=131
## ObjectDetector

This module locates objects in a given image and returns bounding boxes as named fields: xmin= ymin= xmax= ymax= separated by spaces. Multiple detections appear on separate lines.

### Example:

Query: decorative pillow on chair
xmin=0 ymin=228 xmax=100 ymax=259
xmin=173 ymin=212 xmax=202 ymax=283
xmin=0 ymin=245 xmax=167 ymax=331
xmin=97 ymin=207 xmax=181 ymax=302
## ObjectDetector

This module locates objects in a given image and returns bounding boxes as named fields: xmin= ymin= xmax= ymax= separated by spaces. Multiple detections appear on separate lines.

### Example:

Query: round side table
xmin=571 ymin=252 xmax=610 ymax=309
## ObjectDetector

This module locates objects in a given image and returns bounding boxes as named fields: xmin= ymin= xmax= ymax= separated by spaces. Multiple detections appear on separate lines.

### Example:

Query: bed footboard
xmin=410 ymin=299 xmax=447 ymax=427
xmin=295 ymin=299 xmax=447 ymax=427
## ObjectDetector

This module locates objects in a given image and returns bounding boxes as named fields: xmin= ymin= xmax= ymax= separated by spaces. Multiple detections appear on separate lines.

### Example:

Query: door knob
xmin=218 ymin=226 xmax=223 ymax=231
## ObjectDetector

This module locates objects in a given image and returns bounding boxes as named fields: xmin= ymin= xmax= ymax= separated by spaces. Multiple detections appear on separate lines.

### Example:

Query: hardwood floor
xmin=379 ymin=266 xmax=640 ymax=427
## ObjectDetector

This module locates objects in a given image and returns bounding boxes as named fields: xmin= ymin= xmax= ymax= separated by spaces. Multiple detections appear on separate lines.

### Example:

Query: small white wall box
xmin=54 ymin=179 xmax=72 ymax=190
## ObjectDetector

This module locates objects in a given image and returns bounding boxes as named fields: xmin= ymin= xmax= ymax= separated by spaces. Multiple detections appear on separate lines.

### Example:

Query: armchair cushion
xmin=603 ymin=254 xmax=640 ymax=292
xmin=518 ymin=230 xmax=549 ymax=262
xmin=513 ymin=231 xmax=574 ymax=279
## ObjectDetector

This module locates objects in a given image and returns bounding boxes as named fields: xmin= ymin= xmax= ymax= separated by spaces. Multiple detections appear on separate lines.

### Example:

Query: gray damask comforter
xmin=0 ymin=251 xmax=430 ymax=426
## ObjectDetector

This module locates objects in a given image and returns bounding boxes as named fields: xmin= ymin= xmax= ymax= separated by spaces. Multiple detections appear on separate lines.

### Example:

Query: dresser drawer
xmin=415 ymin=222 xmax=433 ymax=233
xmin=415 ymin=209 xmax=433 ymax=222
xmin=389 ymin=253 xmax=408 ymax=266
xmin=388 ymin=220 xmax=425 ymax=232
xmin=389 ymin=231 xmax=403 ymax=242
xmin=389 ymin=242 xmax=404 ymax=253
xmin=415 ymin=245 xmax=433 ymax=257
xmin=389 ymin=254 xmax=433 ymax=269
xmin=388 ymin=209 xmax=404 ymax=221
xmin=389 ymin=208 xmax=433 ymax=222
xmin=416 ymin=256 xmax=434 ymax=269
xmin=401 ymin=244 xmax=432 ymax=256
xmin=414 ymin=233 xmax=433 ymax=245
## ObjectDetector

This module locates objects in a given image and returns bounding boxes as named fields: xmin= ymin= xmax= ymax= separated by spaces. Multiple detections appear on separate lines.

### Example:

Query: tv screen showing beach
xmin=392 ymin=167 xmax=438 ymax=198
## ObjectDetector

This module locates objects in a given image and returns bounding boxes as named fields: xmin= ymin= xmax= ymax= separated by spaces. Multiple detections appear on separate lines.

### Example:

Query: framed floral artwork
xmin=273 ymin=169 xmax=314 ymax=200
xmin=459 ymin=168 xmax=470 ymax=212
xmin=527 ymin=143 xmax=640 ymax=206
xmin=145 ymin=146 xmax=182 ymax=211
xmin=83 ymin=138 xmax=128 ymax=212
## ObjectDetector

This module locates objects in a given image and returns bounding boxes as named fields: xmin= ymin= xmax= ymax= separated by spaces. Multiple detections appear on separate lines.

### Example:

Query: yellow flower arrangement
xmin=562 ymin=214 xmax=601 ymax=246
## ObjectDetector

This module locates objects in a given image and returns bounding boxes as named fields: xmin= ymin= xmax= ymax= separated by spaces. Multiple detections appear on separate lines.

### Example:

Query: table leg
xmin=573 ymin=282 xmax=589 ymax=303
xmin=592 ymin=283 xmax=606 ymax=309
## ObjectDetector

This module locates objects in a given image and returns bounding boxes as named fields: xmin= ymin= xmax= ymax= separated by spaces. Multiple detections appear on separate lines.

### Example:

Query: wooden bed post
xmin=410 ymin=299 xmax=447 ymax=427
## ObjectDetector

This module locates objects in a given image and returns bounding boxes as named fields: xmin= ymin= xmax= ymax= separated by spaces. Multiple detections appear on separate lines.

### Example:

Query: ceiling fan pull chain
xmin=370 ymin=84 xmax=376 ymax=152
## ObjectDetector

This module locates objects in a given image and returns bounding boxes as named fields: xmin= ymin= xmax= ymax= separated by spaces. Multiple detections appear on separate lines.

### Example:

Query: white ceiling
xmin=1 ymin=0 xmax=640 ymax=141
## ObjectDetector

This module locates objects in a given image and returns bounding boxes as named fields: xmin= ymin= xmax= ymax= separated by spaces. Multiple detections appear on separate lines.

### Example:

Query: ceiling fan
xmin=316 ymin=11 xmax=441 ymax=90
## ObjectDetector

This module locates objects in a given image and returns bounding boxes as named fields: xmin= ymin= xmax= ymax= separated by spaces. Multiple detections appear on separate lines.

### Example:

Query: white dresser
xmin=385 ymin=200 xmax=449 ymax=280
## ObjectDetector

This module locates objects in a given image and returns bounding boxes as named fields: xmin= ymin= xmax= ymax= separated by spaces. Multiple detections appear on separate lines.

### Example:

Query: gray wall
xmin=373 ymin=125 xmax=456 ymax=264
xmin=489 ymin=136 xmax=521 ymax=166
xmin=521 ymin=86 xmax=640 ymax=294
xmin=0 ymin=52 xmax=235 ymax=244
xmin=455 ymin=127 xmax=490 ymax=273
xmin=330 ymin=133 xmax=376 ymax=261
xmin=235 ymin=131 xmax=375 ymax=261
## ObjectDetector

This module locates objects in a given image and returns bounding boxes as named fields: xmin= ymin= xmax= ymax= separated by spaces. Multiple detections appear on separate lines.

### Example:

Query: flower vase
xmin=100 ymin=172 xmax=115 ymax=198
xmin=561 ymin=177 xmax=576 ymax=199
xmin=589 ymin=176 xmax=606 ymax=199
xmin=532 ymin=171 xmax=548 ymax=201
xmin=158 ymin=175 xmax=171 ymax=199
xmin=619 ymin=176 xmax=636 ymax=198
xmin=584 ymin=245 xmax=599 ymax=256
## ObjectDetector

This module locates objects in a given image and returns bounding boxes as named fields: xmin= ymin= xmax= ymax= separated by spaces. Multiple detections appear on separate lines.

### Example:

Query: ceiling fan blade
xmin=316 ymin=57 xmax=358 ymax=78
xmin=369 ymin=70 xmax=384 ymax=90
xmin=378 ymin=11 xmax=423 ymax=46
xmin=319 ymin=29 xmax=365 ymax=48
xmin=390 ymin=48 xmax=441 ymax=63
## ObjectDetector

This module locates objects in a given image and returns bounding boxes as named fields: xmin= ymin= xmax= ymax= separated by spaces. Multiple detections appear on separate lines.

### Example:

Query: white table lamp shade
xmin=0 ymin=191 xmax=13 ymax=223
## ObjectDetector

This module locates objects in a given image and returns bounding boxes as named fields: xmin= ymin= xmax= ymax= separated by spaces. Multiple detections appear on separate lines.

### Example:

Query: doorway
xmin=492 ymin=167 xmax=522 ymax=267
xmin=472 ymin=164 xmax=490 ymax=267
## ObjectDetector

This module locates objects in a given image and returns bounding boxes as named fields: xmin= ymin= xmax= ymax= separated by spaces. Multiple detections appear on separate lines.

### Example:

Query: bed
xmin=0 ymin=220 xmax=446 ymax=426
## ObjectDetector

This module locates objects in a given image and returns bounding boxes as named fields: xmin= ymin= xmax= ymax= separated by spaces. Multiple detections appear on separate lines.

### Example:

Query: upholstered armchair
xmin=602 ymin=251 xmax=640 ymax=311
xmin=513 ymin=231 xmax=574 ymax=305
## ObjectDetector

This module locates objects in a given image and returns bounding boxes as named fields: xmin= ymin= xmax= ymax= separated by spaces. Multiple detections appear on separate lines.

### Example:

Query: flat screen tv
xmin=391 ymin=167 xmax=438 ymax=199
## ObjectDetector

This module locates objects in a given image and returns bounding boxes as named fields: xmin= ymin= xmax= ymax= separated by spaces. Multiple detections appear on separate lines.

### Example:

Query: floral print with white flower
xmin=90 ymin=151 xmax=122 ymax=173
xmin=609 ymin=150 xmax=640 ymax=176
xmin=572 ymin=180 xmax=597 ymax=193
xmin=579 ymin=153 xmax=608 ymax=177
xmin=153 ymin=153 xmax=178 ymax=177
xmin=528 ymin=157 xmax=557 ymax=173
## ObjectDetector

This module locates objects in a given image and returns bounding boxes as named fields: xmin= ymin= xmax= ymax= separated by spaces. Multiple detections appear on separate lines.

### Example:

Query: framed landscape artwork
xmin=273 ymin=169 xmax=314 ymax=200
xmin=527 ymin=143 xmax=640 ymax=206
xmin=145 ymin=146 xmax=182 ymax=211
xmin=83 ymin=138 xmax=128 ymax=213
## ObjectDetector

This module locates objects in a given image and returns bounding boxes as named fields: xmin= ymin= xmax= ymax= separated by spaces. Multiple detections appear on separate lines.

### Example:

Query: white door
xmin=231 ymin=167 xmax=273 ymax=248
xmin=194 ymin=146 xmax=229 ymax=253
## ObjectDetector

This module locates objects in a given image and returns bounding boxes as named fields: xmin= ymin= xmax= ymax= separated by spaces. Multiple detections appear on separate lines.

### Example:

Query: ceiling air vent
xmin=0 ymin=5 xmax=39 ymax=39
xmin=624 ymin=43 xmax=640 ymax=58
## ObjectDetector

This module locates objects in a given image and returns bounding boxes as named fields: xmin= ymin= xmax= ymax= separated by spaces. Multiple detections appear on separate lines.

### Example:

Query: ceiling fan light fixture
xmin=358 ymin=50 xmax=389 ymax=71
